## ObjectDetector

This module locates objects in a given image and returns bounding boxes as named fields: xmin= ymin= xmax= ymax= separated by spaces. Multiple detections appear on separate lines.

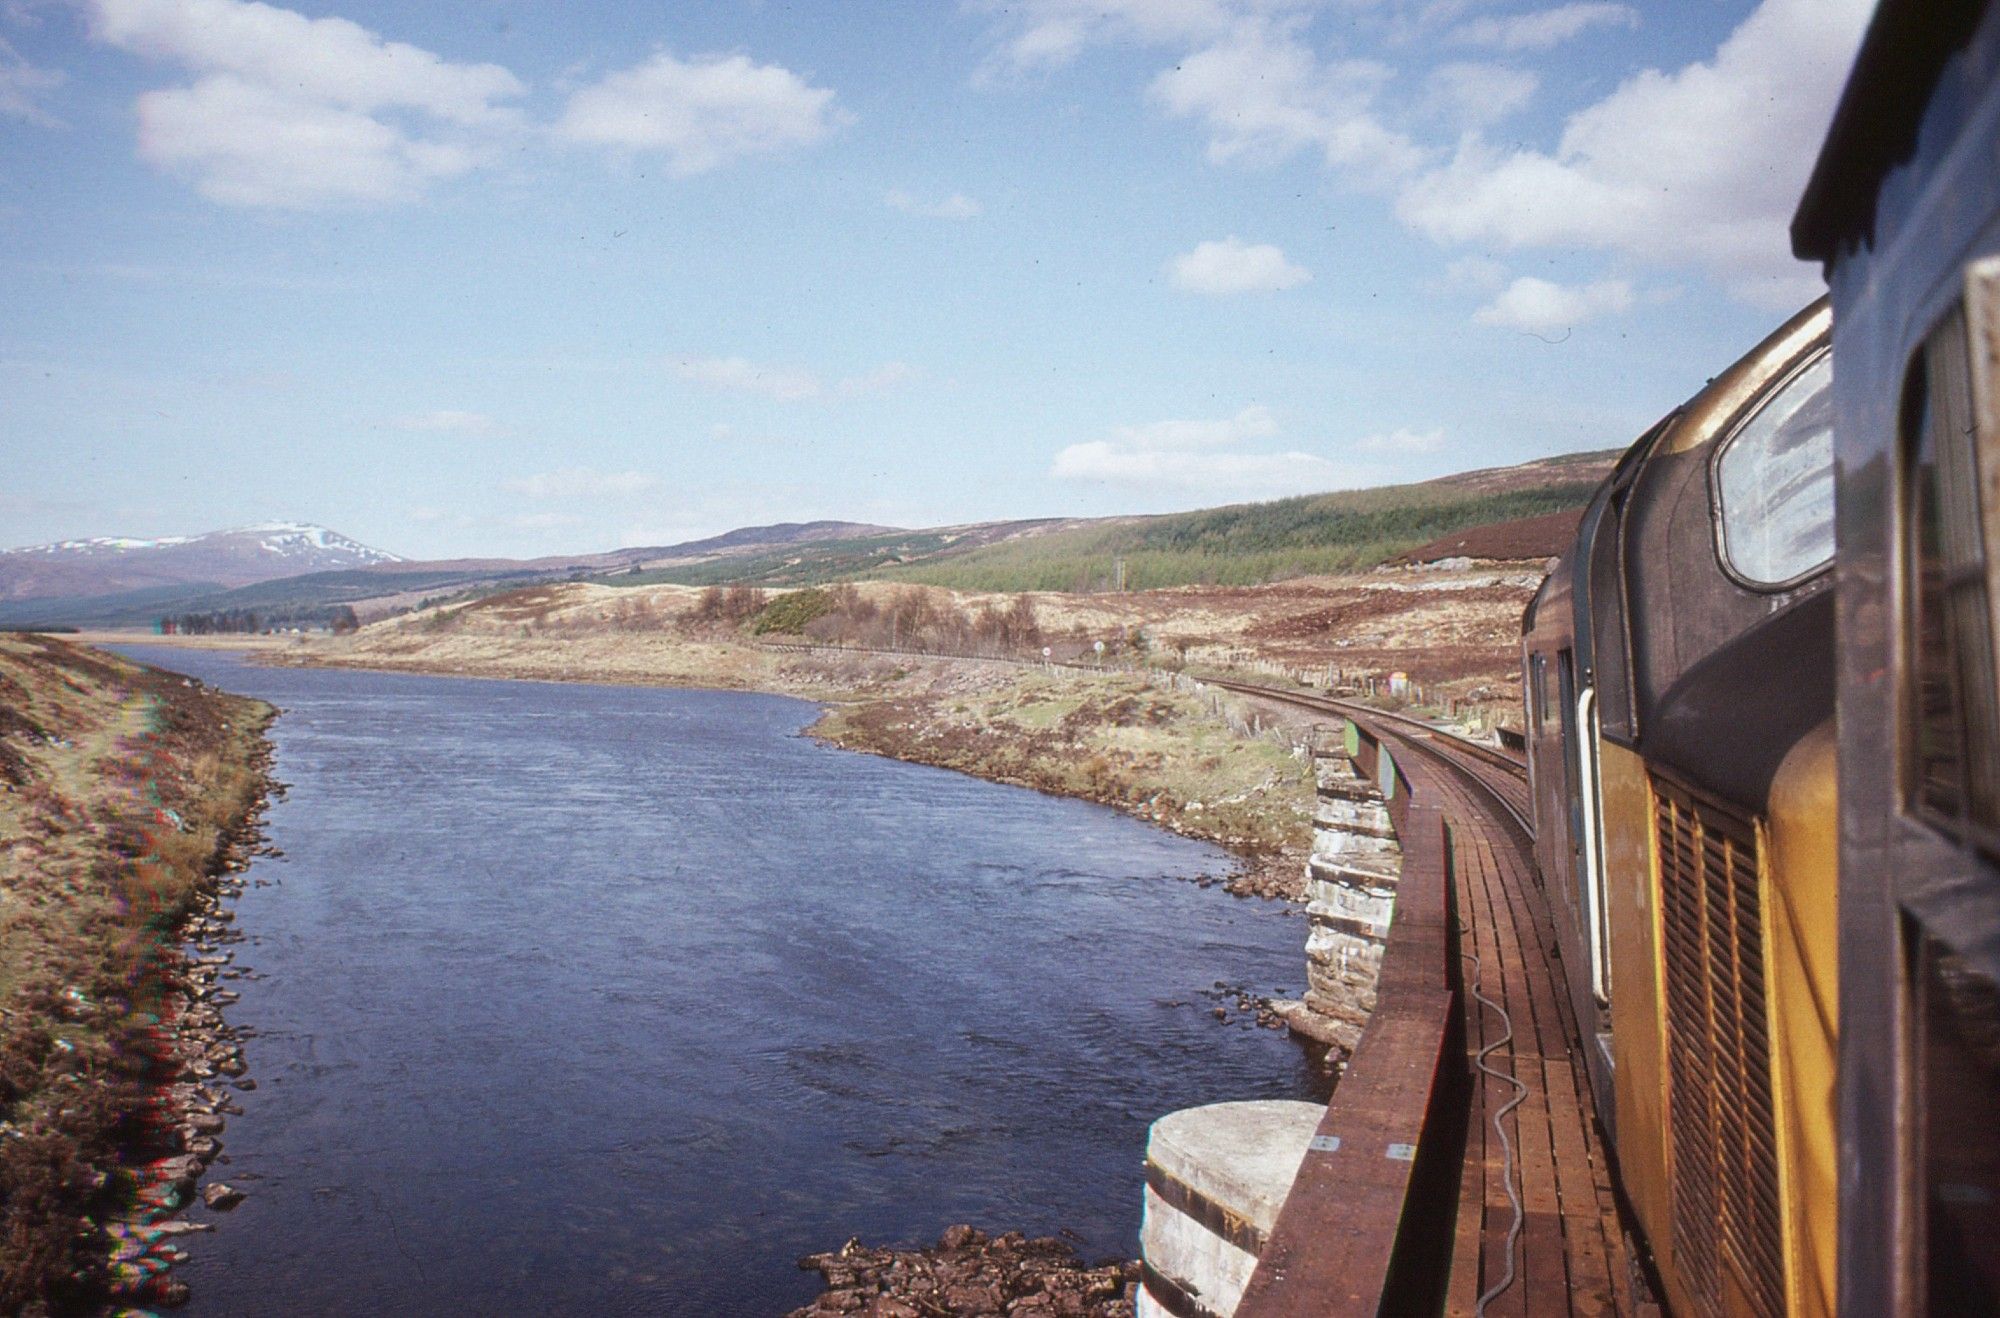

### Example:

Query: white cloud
xmin=1398 ymin=0 xmax=1871 ymax=304
xmin=1168 ymin=238 xmax=1311 ymax=294
xmin=837 ymin=360 xmax=917 ymax=396
xmin=89 ymin=0 xmax=522 ymax=207
xmin=1357 ymin=426 xmax=1445 ymax=453
xmin=393 ymin=409 xmax=503 ymax=436
xmin=1473 ymin=275 xmax=1633 ymax=333
xmin=973 ymin=0 xmax=1252 ymax=76
xmin=673 ymin=355 xmax=914 ymax=402
xmin=1420 ymin=62 xmax=1537 ymax=128
xmin=1113 ymin=405 xmax=1279 ymax=450
xmin=0 ymin=35 xmax=61 ymax=125
xmin=886 ymin=188 xmax=982 ymax=219
xmin=974 ymin=0 xmax=1861 ymax=309
xmin=674 ymin=355 xmax=822 ymax=402
xmin=976 ymin=4 xmax=1419 ymax=183
xmin=1444 ymin=254 xmax=1509 ymax=292
xmin=91 ymin=0 xmax=520 ymax=122
xmin=1453 ymin=3 xmax=1638 ymax=51
xmin=1052 ymin=405 xmax=1346 ymax=498
xmin=557 ymin=51 xmax=846 ymax=175
xmin=131 ymin=76 xmax=483 ymax=207
xmin=503 ymin=468 xmax=660 ymax=500
xmin=1148 ymin=24 xmax=1422 ymax=183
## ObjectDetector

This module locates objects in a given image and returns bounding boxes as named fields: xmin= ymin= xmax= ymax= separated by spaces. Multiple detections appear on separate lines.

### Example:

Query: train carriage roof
xmin=1793 ymin=0 xmax=1989 ymax=260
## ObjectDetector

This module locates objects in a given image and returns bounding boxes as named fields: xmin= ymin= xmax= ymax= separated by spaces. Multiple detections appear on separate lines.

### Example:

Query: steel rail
xmin=757 ymin=638 xmax=1536 ymax=833
xmin=1201 ymin=677 xmax=1534 ymax=841
xmin=1197 ymin=676 xmax=1526 ymax=777
xmin=760 ymin=640 xmax=1526 ymax=776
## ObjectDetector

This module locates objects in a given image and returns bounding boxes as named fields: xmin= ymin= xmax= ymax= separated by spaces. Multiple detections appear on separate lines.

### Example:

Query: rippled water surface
xmin=113 ymin=648 xmax=1315 ymax=1316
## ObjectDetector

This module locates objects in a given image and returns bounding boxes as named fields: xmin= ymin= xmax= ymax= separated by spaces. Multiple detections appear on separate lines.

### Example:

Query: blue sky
xmin=0 ymin=0 xmax=1871 ymax=559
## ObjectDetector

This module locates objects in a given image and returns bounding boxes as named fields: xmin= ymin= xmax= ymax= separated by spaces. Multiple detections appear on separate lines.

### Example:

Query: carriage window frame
xmin=1710 ymin=348 xmax=1837 ymax=591
xmin=1899 ymin=296 xmax=2000 ymax=854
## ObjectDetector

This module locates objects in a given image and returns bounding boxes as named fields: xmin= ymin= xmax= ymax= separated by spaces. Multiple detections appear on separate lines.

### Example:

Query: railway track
xmin=1199 ymin=675 xmax=1533 ymax=840
xmin=761 ymin=639 xmax=1534 ymax=838
xmin=1227 ymin=677 xmax=1633 ymax=1314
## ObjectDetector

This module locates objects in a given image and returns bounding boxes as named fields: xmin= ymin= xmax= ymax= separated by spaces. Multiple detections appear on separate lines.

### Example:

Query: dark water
xmin=112 ymin=648 xmax=1315 ymax=1316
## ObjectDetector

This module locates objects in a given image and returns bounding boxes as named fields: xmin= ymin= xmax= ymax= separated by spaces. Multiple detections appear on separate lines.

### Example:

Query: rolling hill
xmin=0 ymin=452 xmax=1617 ymax=630
xmin=601 ymin=452 xmax=1618 ymax=594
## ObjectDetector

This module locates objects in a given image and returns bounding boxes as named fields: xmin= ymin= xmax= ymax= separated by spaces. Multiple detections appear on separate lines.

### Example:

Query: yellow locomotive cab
xmin=1522 ymin=299 xmax=1837 ymax=1317
xmin=1767 ymin=722 xmax=1839 ymax=1317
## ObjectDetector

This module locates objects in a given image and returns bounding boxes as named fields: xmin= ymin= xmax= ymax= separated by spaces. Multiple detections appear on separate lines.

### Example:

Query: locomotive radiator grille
xmin=1653 ymin=775 xmax=1786 ymax=1317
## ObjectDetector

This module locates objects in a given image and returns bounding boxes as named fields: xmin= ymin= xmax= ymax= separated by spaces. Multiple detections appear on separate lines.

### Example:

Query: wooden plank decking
xmin=1410 ymin=750 xmax=1635 ymax=1316
xmin=1237 ymin=708 xmax=1644 ymax=1316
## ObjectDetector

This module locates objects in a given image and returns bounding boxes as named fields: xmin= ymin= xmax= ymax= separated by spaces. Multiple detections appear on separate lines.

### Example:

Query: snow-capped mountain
xmin=0 ymin=523 xmax=403 ymax=601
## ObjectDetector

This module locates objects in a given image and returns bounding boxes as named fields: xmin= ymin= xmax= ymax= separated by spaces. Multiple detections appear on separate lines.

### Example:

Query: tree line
xmin=159 ymin=605 xmax=360 ymax=635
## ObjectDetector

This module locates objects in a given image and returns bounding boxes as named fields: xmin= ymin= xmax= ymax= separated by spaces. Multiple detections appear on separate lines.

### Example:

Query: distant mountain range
xmin=1 ymin=523 xmax=403 ymax=602
xmin=0 ymin=453 xmax=1617 ymax=631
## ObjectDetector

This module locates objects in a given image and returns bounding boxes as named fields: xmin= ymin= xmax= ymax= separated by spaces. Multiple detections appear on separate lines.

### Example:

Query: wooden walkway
xmin=1237 ymin=705 xmax=1645 ymax=1317
xmin=1400 ymin=739 xmax=1639 ymax=1316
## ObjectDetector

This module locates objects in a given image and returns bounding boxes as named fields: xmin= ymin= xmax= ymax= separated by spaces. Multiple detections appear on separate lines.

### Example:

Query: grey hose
xmin=1464 ymin=949 xmax=1529 ymax=1315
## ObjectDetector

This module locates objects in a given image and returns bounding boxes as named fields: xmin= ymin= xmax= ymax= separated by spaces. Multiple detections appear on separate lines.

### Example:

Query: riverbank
xmin=0 ymin=634 xmax=273 ymax=1312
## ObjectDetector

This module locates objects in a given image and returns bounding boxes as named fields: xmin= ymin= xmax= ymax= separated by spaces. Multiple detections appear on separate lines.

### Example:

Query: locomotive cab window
xmin=1714 ymin=350 xmax=1835 ymax=587
xmin=1902 ymin=301 xmax=2000 ymax=849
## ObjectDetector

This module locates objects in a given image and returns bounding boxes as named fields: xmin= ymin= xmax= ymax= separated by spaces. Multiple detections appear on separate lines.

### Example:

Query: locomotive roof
xmin=1792 ymin=0 xmax=1989 ymax=261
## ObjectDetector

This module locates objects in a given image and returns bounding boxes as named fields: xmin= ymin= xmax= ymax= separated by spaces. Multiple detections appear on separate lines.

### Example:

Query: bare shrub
xmin=610 ymin=595 xmax=662 ymax=632
xmin=693 ymin=584 xmax=767 ymax=625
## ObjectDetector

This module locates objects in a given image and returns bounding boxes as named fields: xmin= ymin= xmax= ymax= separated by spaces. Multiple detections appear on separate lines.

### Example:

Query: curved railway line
xmin=1200 ymin=675 xmax=1532 ymax=839
xmin=1208 ymin=676 xmax=1639 ymax=1317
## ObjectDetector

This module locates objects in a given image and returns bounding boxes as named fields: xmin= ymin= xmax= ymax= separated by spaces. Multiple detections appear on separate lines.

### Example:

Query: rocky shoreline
xmin=105 ymin=835 xmax=272 ymax=1310
xmin=788 ymin=1225 xmax=1142 ymax=1318
xmin=98 ymin=759 xmax=277 ymax=1312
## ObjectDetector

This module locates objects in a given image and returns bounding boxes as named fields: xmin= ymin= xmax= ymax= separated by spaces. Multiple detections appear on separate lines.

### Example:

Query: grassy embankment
xmin=281 ymin=583 xmax=1318 ymax=893
xmin=0 ymin=634 xmax=271 ymax=1312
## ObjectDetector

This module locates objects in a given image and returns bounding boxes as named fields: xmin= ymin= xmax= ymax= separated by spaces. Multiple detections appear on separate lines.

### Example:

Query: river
xmin=113 ymin=647 xmax=1317 ymax=1316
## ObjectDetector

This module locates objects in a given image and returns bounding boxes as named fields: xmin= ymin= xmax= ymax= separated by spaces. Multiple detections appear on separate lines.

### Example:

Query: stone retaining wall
xmin=1275 ymin=739 xmax=1402 ymax=1052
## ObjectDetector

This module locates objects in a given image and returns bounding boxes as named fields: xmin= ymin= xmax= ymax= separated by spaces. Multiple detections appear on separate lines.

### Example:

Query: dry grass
xmin=0 ymin=635 xmax=272 ymax=1312
xmin=814 ymin=670 xmax=1316 ymax=865
xmin=300 ymin=560 xmax=1538 ymax=690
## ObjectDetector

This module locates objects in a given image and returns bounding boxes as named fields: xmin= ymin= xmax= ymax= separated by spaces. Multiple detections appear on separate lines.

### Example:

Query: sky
xmin=0 ymin=0 xmax=1874 ymax=560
